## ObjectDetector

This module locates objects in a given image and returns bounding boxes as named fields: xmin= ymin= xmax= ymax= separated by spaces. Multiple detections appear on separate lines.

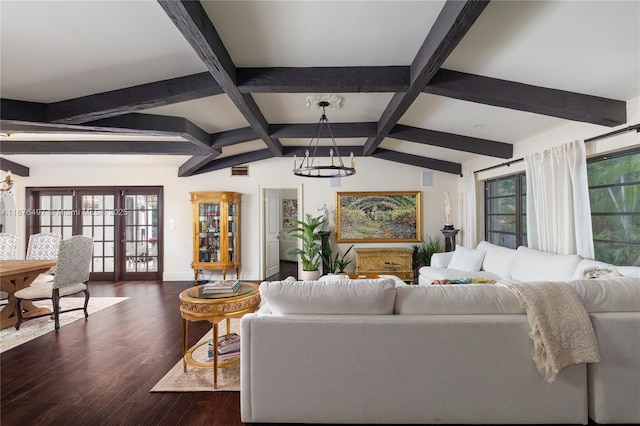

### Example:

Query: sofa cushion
xmin=510 ymin=246 xmax=582 ymax=281
xmin=394 ymin=285 xmax=524 ymax=315
xmin=476 ymin=241 xmax=517 ymax=279
xmin=565 ymin=278 xmax=640 ymax=313
xmin=447 ymin=246 xmax=486 ymax=272
xmin=572 ymin=259 xmax=640 ymax=279
xmin=259 ymin=279 xmax=396 ymax=315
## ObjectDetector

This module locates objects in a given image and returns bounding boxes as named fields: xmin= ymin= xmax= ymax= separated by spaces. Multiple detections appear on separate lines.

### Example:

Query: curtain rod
xmin=473 ymin=123 xmax=640 ymax=175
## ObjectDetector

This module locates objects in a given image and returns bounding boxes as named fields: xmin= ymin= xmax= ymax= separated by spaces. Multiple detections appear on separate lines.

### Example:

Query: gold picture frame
xmin=336 ymin=191 xmax=421 ymax=243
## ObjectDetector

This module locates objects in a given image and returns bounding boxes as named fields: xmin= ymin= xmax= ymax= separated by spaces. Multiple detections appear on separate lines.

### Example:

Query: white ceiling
xmin=1 ymin=0 xmax=639 ymax=170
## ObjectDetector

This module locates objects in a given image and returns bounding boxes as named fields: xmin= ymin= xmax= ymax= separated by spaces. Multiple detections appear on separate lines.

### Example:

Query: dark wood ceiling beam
xmin=158 ymin=0 xmax=283 ymax=156
xmin=178 ymin=153 xmax=222 ymax=177
xmin=0 ymin=141 xmax=215 ymax=155
xmin=283 ymin=146 xmax=364 ymax=157
xmin=47 ymin=72 xmax=223 ymax=125
xmin=425 ymin=69 xmax=626 ymax=127
xmin=0 ymin=119 xmax=150 ymax=135
xmin=192 ymin=149 xmax=275 ymax=175
xmin=0 ymin=157 xmax=29 ymax=177
xmin=390 ymin=124 xmax=512 ymax=159
xmin=363 ymin=0 xmax=490 ymax=155
xmin=1 ymin=99 xmax=47 ymax=122
xmin=372 ymin=148 xmax=462 ymax=175
xmin=86 ymin=113 xmax=214 ymax=152
xmin=270 ymin=123 xmax=378 ymax=139
xmin=210 ymin=127 xmax=258 ymax=148
xmin=237 ymin=67 xmax=409 ymax=93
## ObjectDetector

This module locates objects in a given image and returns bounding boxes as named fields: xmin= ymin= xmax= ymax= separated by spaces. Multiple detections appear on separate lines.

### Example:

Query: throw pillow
xmin=580 ymin=266 xmax=623 ymax=279
xmin=446 ymin=246 xmax=486 ymax=272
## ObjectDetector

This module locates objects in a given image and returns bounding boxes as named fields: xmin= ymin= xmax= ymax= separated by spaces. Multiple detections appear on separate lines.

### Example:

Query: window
xmin=484 ymin=173 xmax=527 ymax=249
xmin=587 ymin=149 xmax=640 ymax=266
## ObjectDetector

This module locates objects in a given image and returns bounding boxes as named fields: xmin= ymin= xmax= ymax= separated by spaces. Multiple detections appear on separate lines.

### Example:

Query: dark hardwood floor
xmin=1 ymin=280 xmax=244 ymax=426
xmin=1 ymin=261 xmax=301 ymax=426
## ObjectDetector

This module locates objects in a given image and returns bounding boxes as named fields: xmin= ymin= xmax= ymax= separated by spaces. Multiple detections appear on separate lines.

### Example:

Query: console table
xmin=355 ymin=248 xmax=413 ymax=282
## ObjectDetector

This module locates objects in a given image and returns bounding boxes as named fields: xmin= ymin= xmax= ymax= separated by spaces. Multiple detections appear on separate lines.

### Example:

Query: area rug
xmin=150 ymin=318 xmax=240 ymax=392
xmin=0 ymin=297 xmax=128 ymax=353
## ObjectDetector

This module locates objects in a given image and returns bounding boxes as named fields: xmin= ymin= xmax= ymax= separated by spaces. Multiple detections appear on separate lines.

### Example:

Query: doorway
xmin=259 ymin=185 xmax=302 ymax=281
xmin=25 ymin=186 xmax=163 ymax=281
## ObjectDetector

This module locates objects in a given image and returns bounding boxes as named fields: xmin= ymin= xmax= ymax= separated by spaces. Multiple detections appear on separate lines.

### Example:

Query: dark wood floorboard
xmin=1 ymin=275 xmax=601 ymax=426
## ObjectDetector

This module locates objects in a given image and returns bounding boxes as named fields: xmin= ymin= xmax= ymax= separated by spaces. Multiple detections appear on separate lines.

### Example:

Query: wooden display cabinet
xmin=190 ymin=191 xmax=241 ymax=282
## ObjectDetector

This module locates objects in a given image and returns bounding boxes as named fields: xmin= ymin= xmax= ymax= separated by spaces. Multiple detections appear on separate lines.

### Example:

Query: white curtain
xmin=462 ymin=173 xmax=478 ymax=248
xmin=525 ymin=140 xmax=594 ymax=257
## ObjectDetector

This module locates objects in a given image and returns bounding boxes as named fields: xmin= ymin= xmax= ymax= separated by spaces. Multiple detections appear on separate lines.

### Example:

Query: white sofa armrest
xmin=430 ymin=251 xmax=454 ymax=268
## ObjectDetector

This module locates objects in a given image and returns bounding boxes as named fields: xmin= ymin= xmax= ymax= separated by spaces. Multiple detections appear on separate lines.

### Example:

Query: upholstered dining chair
xmin=0 ymin=232 xmax=18 ymax=260
xmin=26 ymin=232 xmax=62 ymax=285
xmin=14 ymin=235 xmax=93 ymax=330
xmin=0 ymin=232 xmax=19 ymax=304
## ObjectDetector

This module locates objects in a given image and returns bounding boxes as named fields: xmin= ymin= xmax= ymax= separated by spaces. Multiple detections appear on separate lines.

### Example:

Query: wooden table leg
xmin=182 ymin=318 xmax=188 ymax=372
xmin=1 ymin=275 xmax=52 ymax=330
xmin=213 ymin=322 xmax=219 ymax=389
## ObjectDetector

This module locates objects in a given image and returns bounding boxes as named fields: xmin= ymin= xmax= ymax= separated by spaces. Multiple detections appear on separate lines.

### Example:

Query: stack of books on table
xmin=202 ymin=279 xmax=241 ymax=295
xmin=217 ymin=332 xmax=240 ymax=361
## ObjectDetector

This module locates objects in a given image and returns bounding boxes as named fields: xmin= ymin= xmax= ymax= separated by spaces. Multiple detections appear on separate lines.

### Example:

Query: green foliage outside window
xmin=587 ymin=150 xmax=640 ymax=266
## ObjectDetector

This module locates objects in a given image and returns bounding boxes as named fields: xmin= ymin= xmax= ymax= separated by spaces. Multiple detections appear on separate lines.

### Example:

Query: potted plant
xmin=286 ymin=213 xmax=327 ymax=280
xmin=322 ymin=244 xmax=355 ymax=278
xmin=412 ymin=236 xmax=443 ymax=283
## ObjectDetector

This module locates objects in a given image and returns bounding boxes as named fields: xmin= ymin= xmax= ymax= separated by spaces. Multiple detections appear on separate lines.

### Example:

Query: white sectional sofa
xmin=418 ymin=241 xmax=639 ymax=285
xmin=240 ymin=276 xmax=640 ymax=424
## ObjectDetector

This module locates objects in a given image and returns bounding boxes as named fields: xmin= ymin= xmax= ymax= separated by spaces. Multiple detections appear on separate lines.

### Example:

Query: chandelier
xmin=292 ymin=95 xmax=356 ymax=178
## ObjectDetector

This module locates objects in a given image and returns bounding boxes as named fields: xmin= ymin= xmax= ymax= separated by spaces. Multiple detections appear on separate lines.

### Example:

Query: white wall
xmin=5 ymin=156 xmax=460 ymax=281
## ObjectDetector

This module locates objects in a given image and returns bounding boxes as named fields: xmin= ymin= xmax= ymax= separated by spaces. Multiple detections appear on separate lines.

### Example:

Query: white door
xmin=265 ymin=189 xmax=280 ymax=277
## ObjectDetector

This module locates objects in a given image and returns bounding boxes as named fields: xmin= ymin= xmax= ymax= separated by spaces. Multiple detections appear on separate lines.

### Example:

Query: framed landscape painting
xmin=336 ymin=191 xmax=421 ymax=243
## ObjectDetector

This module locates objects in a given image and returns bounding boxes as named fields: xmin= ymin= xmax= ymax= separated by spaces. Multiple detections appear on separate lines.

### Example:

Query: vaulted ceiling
xmin=1 ymin=0 xmax=638 ymax=178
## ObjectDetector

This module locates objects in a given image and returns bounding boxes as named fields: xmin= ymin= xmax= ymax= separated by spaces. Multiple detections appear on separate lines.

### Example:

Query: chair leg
xmin=52 ymin=289 xmax=61 ymax=330
xmin=14 ymin=296 xmax=23 ymax=330
xmin=83 ymin=288 xmax=90 ymax=319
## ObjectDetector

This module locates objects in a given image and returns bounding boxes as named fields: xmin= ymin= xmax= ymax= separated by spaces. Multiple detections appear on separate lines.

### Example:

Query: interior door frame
xmin=258 ymin=184 xmax=302 ymax=281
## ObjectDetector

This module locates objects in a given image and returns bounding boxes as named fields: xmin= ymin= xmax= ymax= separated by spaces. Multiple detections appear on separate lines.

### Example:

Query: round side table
xmin=179 ymin=281 xmax=260 ymax=389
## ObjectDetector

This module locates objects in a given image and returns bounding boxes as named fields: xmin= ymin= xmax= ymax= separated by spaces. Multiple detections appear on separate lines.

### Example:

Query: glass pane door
xmin=27 ymin=186 xmax=163 ymax=281
xmin=124 ymin=193 xmax=159 ymax=275
xmin=80 ymin=193 xmax=116 ymax=275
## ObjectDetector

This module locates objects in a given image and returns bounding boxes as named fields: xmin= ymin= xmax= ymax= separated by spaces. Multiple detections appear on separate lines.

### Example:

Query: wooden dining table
xmin=0 ymin=259 xmax=57 ymax=330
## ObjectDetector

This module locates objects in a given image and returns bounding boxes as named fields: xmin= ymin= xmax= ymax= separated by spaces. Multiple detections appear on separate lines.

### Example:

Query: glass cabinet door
xmin=199 ymin=202 xmax=221 ymax=263
xmin=227 ymin=202 xmax=237 ymax=262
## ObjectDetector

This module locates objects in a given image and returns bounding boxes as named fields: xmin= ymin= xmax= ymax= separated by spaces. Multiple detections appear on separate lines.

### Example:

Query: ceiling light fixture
xmin=293 ymin=95 xmax=355 ymax=178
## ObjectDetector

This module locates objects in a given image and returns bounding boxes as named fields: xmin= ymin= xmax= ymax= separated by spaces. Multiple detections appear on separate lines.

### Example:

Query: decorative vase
xmin=300 ymin=270 xmax=320 ymax=281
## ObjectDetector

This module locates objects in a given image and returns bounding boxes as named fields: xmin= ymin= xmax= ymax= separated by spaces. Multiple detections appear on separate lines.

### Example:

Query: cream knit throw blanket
xmin=501 ymin=281 xmax=600 ymax=383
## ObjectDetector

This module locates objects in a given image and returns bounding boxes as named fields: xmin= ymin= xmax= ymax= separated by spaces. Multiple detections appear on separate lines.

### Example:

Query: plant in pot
xmin=286 ymin=213 xmax=326 ymax=280
xmin=412 ymin=235 xmax=443 ymax=283
xmin=322 ymin=244 xmax=355 ymax=279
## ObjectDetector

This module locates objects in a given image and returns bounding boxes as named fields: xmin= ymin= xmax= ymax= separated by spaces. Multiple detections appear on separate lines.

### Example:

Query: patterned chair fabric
xmin=26 ymin=232 xmax=62 ymax=285
xmin=14 ymin=235 xmax=94 ymax=330
xmin=53 ymin=236 xmax=93 ymax=289
xmin=26 ymin=232 xmax=62 ymax=260
xmin=0 ymin=232 xmax=18 ymax=260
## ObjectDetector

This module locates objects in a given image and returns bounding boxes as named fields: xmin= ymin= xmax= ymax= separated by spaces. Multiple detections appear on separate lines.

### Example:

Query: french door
xmin=25 ymin=186 xmax=163 ymax=281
